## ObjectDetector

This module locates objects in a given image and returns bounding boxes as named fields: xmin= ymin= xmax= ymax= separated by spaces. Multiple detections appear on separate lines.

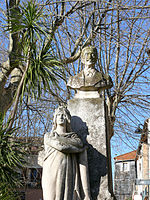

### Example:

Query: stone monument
xmin=67 ymin=46 xmax=114 ymax=200
xmin=40 ymin=46 xmax=114 ymax=200
xmin=42 ymin=106 xmax=91 ymax=200
xmin=67 ymin=46 xmax=113 ymax=98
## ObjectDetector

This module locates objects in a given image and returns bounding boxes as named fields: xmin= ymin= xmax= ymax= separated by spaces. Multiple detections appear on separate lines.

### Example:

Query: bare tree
xmin=48 ymin=0 xmax=150 ymax=148
xmin=0 ymin=0 xmax=150 ymax=150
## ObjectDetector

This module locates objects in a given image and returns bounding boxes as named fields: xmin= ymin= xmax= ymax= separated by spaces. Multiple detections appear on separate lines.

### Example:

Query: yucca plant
xmin=0 ymin=114 xmax=26 ymax=200
xmin=21 ymin=39 xmax=63 ymax=100
xmin=5 ymin=0 xmax=64 ymax=129
xmin=6 ymin=0 xmax=64 ymax=100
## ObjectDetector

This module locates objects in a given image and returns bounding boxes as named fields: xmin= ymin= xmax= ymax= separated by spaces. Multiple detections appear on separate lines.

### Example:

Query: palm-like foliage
xmin=0 ymin=114 xmax=26 ymax=200
xmin=21 ymin=40 xmax=63 ymax=100
xmin=7 ymin=0 xmax=63 ymax=100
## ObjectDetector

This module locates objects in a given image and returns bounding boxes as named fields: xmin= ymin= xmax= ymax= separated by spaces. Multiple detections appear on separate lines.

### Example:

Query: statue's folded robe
xmin=42 ymin=132 xmax=88 ymax=200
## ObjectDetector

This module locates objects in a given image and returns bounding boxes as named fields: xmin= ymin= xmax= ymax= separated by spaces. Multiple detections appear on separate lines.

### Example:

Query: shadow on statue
xmin=71 ymin=116 xmax=108 ymax=200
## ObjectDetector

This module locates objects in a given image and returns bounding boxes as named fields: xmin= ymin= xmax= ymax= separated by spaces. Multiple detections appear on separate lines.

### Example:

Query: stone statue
xmin=67 ymin=46 xmax=113 ymax=97
xmin=42 ymin=106 xmax=91 ymax=200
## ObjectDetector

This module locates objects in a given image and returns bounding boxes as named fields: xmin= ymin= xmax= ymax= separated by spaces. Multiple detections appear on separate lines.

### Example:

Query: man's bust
xmin=67 ymin=46 xmax=113 ymax=92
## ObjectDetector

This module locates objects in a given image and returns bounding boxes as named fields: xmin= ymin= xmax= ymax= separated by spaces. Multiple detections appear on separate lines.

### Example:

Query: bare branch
xmin=115 ymin=3 xmax=120 ymax=89
xmin=122 ymin=33 xmax=149 ymax=92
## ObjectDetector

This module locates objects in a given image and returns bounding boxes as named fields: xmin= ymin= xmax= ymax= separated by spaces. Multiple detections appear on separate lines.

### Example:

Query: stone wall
xmin=114 ymin=160 xmax=136 ymax=200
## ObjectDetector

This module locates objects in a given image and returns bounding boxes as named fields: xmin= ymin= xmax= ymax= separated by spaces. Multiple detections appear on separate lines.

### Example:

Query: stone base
xmin=68 ymin=97 xmax=113 ymax=200
xmin=75 ymin=90 xmax=101 ymax=99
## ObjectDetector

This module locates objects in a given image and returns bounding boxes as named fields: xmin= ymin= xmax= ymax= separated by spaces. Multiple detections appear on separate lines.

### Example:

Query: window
xmin=28 ymin=168 xmax=42 ymax=188
xmin=123 ymin=162 xmax=129 ymax=171
xmin=21 ymin=168 xmax=42 ymax=188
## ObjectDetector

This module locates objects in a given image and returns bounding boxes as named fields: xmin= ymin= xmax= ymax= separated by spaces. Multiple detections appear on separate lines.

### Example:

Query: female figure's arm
xmin=44 ymin=132 xmax=84 ymax=153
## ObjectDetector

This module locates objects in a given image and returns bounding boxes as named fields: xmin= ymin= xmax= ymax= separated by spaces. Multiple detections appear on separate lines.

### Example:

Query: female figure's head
xmin=52 ymin=106 xmax=72 ymax=132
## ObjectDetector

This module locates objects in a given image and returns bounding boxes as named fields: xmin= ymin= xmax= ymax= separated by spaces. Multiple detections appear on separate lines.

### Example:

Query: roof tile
xmin=114 ymin=150 xmax=137 ymax=161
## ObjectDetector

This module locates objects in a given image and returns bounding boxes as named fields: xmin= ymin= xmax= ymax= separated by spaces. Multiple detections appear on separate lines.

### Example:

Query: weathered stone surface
xmin=42 ymin=106 xmax=91 ymax=200
xmin=68 ymin=97 xmax=113 ymax=200
xmin=74 ymin=90 xmax=101 ymax=99
xmin=67 ymin=46 xmax=113 ymax=92
xmin=114 ymin=160 xmax=136 ymax=200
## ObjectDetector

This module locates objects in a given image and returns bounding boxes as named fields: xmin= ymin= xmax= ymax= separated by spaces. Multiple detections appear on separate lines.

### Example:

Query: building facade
xmin=134 ymin=118 xmax=150 ymax=198
xmin=114 ymin=150 xmax=137 ymax=200
xmin=114 ymin=118 xmax=150 ymax=200
xmin=17 ymin=137 xmax=43 ymax=200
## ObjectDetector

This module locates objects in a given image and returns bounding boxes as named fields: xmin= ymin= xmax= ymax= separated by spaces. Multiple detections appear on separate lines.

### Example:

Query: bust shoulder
xmin=67 ymin=71 xmax=85 ymax=89
xmin=67 ymin=69 xmax=113 ymax=90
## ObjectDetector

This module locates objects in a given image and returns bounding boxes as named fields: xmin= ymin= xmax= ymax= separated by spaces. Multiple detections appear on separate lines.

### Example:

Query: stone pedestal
xmin=68 ymin=97 xmax=113 ymax=200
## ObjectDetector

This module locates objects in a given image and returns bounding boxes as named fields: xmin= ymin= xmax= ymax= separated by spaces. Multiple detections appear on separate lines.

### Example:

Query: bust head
xmin=52 ymin=106 xmax=72 ymax=132
xmin=67 ymin=45 xmax=113 ymax=95
xmin=81 ymin=46 xmax=98 ymax=67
